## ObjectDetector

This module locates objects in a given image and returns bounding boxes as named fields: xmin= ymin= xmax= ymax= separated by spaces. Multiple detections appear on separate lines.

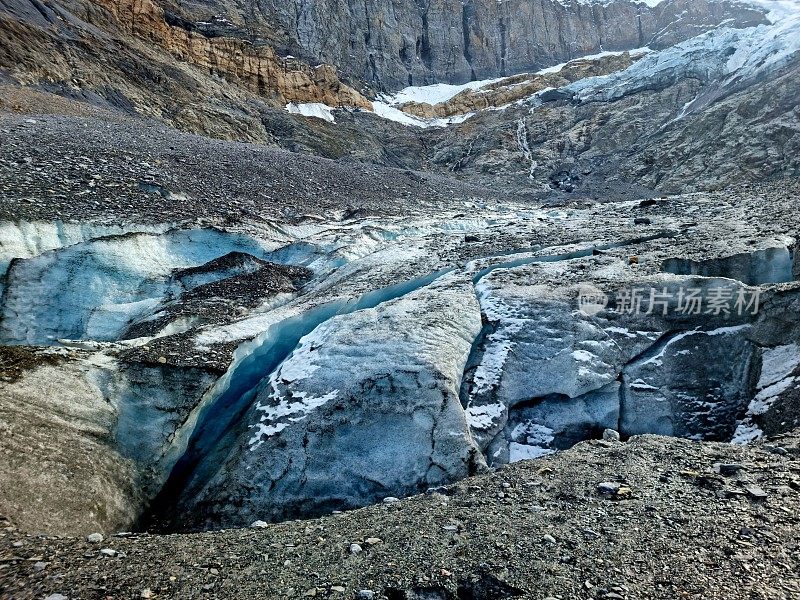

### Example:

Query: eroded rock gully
xmin=1 ymin=188 xmax=798 ymax=536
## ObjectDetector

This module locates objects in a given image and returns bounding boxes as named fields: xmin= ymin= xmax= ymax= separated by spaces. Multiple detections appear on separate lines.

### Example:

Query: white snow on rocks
xmin=372 ymin=47 xmax=652 ymax=127
xmin=508 ymin=441 xmax=555 ymax=461
xmin=285 ymin=102 xmax=336 ymax=123
xmin=567 ymin=15 xmax=800 ymax=104
xmin=379 ymin=78 xmax=506 ymax=106
xmin=466 ymin=402 xmax=506 ymax=430
xmin=537 ymin=47 xmax=652 ymax=74
xmin=249 ymin=390 xmax=340 ymax=444
xmin=371 ymin=102 xmax=475 ymax=128
xmin=757 ymin=343 xmax=800 ymax=388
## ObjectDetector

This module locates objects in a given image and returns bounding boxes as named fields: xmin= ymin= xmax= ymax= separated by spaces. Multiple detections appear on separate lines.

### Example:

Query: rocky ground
xmin=0 ymin=110 xmax=508 ymax=224
xmin=1 ymin=432 xmax=799 ymax=599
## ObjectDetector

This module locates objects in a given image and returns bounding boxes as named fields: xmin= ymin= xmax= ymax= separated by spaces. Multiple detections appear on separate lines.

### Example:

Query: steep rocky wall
xmin=182 ymin=0 xmax=767 ymax=90
xmin=0 ymin=0 xmax=371 ymax=123
xmin=93 ymin=0 xmax=371 ymax=108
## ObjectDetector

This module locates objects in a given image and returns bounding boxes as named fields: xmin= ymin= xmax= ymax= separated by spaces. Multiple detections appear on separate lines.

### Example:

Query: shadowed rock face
xmin=161 ymin=0 xmax=766 ymax=90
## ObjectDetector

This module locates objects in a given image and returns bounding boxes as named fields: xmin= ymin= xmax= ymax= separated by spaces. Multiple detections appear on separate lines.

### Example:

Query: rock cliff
xmin=163 ymin=0 xmax=767 ymax=90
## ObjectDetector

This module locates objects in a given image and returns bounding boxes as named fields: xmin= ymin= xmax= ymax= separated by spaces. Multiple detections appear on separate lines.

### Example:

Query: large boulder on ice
xmin=177 ymin=273 xmax=484 ymax=528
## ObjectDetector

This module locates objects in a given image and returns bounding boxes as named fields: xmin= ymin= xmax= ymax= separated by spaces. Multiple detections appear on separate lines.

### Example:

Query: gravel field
xmin=2 ymin=433 xmax=799 ymax=600
xmin=0 ymin=112 xmax=507 ymax=224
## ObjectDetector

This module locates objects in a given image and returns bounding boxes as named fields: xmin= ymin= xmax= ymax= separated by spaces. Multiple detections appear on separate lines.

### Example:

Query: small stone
xmin=717 ymin=463 xmax=744 ymax=476
xmin=768 ymin=445 xmax=788 ymax=456
xmin=616 ymin=486 xmax=632 ymax=498
xmin=330 ymin=586 xmax=346 ymax=593
xmin=87 ymin=533 xmax=104 ymax=543
xmin=157 ymin=356 xmax=167 ymax=364
xmin=209 ymin=568 xmax=219 ymax=576
xmin=11 ymin=541 xmax=23 ymax=547
xmin=382 ymin=497 xmax=400 ymax=504
xmin=602 ymin=428 xmax=621 ymax=442
xmin=597 ymin=481 xmax=631 ymax=498
xmin=364 ymin=537 xmax=382 ymax=545
xmin=250 ymin=520 xmax=269 ymax=528
xmin=45 ymin=595 xmax=67 ymax=600
xmin=634 ymin=217 xmax=652 ymax=225
xmin=141 ymin=590 xmax=155 ymax=599
xmin=303 ymin=588 xmax=317 ymax=597
xmin=542 ymin=534 xmax=557 ymax=544
xmin=355 ymin=592 xmax=375 ymax=600
xmin=746 ymin=485 xmax=768 ymax=500
xmin=349 ymin=543 xmax=362 ymax=554
xmin=604 ymin=593 xmax=625 ymax=600
xmin=597 ymin=482 xmax=621 ymax=495
xmin=33 ymin=561 xmax=48 ymax=571
xmin=99 ymin=548 xmax=117 ymax=557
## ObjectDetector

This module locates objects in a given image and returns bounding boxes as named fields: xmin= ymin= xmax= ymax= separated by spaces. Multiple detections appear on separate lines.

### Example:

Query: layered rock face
xmin=0 ymin=0 xmax=370 ymax=141
xmin=94 ymin=0 xmax=371 ymax=108
xmin=180 ymin=0 xmax=766 ymax=89
xmin=398 ymin=51 xmax=644 ymax=118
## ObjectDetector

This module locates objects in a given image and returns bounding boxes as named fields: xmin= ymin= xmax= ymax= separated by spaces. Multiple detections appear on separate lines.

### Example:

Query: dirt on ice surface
xmin=2 ymin=433 xmax=799 ymax=600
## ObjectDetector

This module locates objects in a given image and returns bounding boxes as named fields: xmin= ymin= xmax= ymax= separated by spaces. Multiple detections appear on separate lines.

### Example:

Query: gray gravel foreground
xmin=2 ymin=433 xmax=799 ymax=600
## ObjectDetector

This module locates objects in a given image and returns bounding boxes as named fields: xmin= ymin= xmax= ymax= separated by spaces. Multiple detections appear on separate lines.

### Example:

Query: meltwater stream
xmin=142 ymin=267 xmax=455 ymax=530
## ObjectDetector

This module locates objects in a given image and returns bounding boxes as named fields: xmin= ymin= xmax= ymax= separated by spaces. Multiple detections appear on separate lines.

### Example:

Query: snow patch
xmin=757 ymin=343 xmax=800 ymax=388
xmin=249 ymin=390 xmax=339 ymax=447
xmin=508 ymin=422 xmax=556 ymax=462
xmin=466 ymin=403 xmax=505 ymax=430
xmin=380 ymin=78 xmax=506 ymax=106
xmin=509 ymin=442 xmax=554 ymax=461
xmin=286 ymin=103 xmax=336 ymax=123
xmin=371 ymin=102 xmax=475 ymax=128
